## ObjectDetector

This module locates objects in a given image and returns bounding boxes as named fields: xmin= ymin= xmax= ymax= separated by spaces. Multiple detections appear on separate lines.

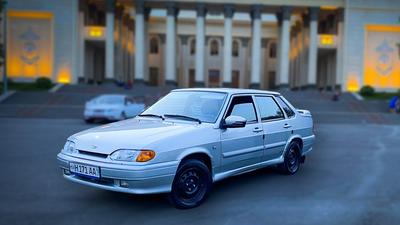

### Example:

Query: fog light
xmin=64 ymin=169 xmax=71 ymax=175
xmin=120 ymin=180 xmax=129 ymax=188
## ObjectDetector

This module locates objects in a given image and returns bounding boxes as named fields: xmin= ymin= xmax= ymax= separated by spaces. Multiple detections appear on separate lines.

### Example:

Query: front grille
xmin=75 ymin=174 xmax=114 ymax=185
xmin=78 ymin=150 xmax=108 ymax=158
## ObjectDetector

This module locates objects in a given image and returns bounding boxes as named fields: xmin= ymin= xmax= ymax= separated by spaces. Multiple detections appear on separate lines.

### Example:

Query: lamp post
xmin=1 ymin=0 xmax=7 ymax=95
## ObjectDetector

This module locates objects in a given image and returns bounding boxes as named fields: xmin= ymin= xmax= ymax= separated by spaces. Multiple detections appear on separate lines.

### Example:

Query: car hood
xmin=70 ymin=118 xmax=205 ymax=154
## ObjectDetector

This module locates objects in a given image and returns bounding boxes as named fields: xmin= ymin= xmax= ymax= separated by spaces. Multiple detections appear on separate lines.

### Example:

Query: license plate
xmin=70 ymin=163 xmax=100 ymax=179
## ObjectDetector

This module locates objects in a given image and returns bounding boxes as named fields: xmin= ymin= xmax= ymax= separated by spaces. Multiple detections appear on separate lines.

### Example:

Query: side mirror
xmin=222 ymin=115 xmax=247 ymax=128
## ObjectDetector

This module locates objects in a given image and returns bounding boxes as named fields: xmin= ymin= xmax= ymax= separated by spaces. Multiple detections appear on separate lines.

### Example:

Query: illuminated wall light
xmin=346 ymin=74 xmax=360 ymax=92
xmin=57 ymin=65 xmax=71 ymax=84
xmin=320 ymin=35 xmax=334 ymax=46
xmin=320 ymin=6 xmax=338 ymax=10
xmin=87 ymin=26 xmax=104 ymax=38
xmin=89 ymin=28 xmax=103 ymax=37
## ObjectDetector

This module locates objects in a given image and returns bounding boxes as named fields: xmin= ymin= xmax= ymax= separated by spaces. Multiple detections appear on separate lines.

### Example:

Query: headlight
xmin=110 ymin=149 xmax=156 ymax=162
xmin=62 ymin=140 xmax=77 ymax=154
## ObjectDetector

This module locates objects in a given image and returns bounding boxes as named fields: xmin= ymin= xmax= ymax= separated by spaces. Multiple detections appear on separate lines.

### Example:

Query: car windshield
xmin=141 ymin=91 xmax=227 ymax=123
xmin=93 ymin=95 xmax=124 ymax=105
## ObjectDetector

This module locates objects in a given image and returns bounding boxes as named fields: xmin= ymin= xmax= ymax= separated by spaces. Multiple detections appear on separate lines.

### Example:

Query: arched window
xmin=232 ymin=40 xmax=239 ymax=57
xmin=210 ymin=40 xmax=219 ymax=56
xmin=269 ymin=42 xmax=277 ymax=58
xmin=150 ymin=37 xmax=159 ymax=54
xmin=190 ymin=39 xmax=196 ymax=55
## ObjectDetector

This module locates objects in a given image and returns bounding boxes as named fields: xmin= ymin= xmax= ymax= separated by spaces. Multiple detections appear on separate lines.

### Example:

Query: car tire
xmin=278 ymin=141 xmax=301 ymax=175
xmin=85 ymin=118 xmax=94 ymax=124
xmin=169 ymin=159 xmax=212 ymax=209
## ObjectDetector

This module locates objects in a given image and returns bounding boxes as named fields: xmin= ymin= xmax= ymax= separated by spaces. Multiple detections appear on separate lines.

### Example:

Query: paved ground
xmin=0 ymin=85 xmax=399 ymax=225
xmin=0 ymin=118 xmax=399 ymax=225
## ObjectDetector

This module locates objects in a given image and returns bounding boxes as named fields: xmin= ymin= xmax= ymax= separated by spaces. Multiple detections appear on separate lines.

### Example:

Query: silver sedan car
xmin=57 ymin=88 xmax=315 ymax=209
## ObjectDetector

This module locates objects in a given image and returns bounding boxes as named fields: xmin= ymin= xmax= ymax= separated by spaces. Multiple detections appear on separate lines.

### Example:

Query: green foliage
xmin=359 ymin=85 xmax=375 ymax=96
xmin=35 ymin=77 xmax=53 ymax=89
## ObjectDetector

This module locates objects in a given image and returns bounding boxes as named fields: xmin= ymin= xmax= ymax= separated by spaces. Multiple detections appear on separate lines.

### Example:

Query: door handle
xmin=253 ymin=127 xmax=263 ymax=133
xmin=283 ymin=124 xmax=292 ymax=129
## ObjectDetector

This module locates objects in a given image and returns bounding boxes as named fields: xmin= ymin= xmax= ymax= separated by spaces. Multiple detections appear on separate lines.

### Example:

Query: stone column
xmin=277 ymin=6 xmax=292 ymax=88
xmin=335 ymin=9 xmax=344 ymax=90
xmin=105 ymin=0 xmax=115 ymax=80
xmin=134 ymin=0 xmax=145 ymax=82
xmin=165 ymin=2 xmax=179 ymax=85
xmin=195 ymin=4 xmax=206 ymax=86
xmin=250 ymin=5 xmax=263 ymax=89
xmin=223 ymin=4 xmax=234 ymax=87
xmin=307 ymin=7 xmax=319 ymax=88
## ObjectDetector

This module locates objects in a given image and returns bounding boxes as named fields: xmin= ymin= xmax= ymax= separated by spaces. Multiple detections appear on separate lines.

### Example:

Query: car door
xmin=254 ymin=95 xmax=291 ymax=161
xmin=220 ymin=95 xmax=264 ymax=172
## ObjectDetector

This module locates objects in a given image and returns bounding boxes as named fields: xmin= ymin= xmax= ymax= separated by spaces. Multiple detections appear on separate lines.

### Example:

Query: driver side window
xmin=226 ymin=96 xmax=257 ymax=123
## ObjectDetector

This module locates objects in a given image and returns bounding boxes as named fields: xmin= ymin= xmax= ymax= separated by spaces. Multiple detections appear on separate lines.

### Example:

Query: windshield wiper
xmin=164 ymin=114 xmax=202 ymax=124
xmin=138 ymin=113 xmax=164 ymax=120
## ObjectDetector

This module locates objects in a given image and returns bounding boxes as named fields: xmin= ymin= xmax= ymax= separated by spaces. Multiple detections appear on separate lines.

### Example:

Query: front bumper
xmin=57 ymin=153 xmax=178 ymax=194
xmin=84 ymin=110 xmax=121 ymax=120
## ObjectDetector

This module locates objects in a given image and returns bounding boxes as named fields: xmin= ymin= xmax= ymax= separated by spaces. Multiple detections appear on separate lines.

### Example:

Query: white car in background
xmin=84 ymin=94 xmax=145 ymax=123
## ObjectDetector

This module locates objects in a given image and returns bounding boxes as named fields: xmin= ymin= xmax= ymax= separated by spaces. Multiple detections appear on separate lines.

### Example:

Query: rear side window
xmin=276 ymin=97 xmax=295 ymax=118
xmin=255 ymin=96 xmax=284 ymax=121
xmin=226 ymin=96 xmax=257 ymax=123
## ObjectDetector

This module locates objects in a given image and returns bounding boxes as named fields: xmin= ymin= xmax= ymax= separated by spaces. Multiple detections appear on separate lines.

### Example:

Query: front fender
xmin=176 ymin=147 xmax=214 ymax=162
xmin=175 ymin=144 xmax=219 ymax=176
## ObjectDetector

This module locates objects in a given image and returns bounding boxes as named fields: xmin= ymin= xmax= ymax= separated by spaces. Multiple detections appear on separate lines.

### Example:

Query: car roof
xmin=172 ymin=88 xmax=281 ymax=96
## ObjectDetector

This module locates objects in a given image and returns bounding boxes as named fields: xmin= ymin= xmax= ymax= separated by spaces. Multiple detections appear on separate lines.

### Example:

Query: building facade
xmin=4 ymin=0 xmax=400 ymax=91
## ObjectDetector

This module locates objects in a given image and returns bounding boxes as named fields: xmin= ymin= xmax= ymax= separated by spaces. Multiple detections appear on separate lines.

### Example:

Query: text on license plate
xmin=70 ymin=163 xmax=100 ymax=178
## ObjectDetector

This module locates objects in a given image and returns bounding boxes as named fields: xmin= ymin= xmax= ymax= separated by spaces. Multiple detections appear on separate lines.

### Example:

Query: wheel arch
xmin=176 ymin=148 xmax=213 ymax=174
xmin=283 ymin=135 xmax=304 ymax=156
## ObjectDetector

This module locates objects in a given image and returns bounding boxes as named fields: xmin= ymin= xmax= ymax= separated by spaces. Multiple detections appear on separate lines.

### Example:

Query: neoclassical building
xmin=5 ymin=0 xmax=400 ymax=91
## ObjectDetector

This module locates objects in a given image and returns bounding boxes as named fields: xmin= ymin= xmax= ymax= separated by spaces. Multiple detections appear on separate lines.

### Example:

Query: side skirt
xmin=213 ymin=157 xmax=284 ymax=182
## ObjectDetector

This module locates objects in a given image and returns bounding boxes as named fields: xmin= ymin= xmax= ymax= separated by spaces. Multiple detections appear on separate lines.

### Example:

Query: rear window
xmin=255 ymin=96 xmax=284 ymax=121
xmin=276 ymin=97 xmax=295 ymax=118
